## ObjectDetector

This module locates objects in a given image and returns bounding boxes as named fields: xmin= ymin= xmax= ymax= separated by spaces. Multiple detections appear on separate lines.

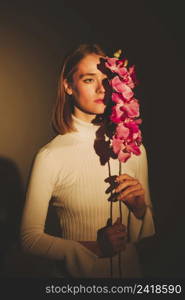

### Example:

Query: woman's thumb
xmin=114 ymin=217 xmax=122 ymax=225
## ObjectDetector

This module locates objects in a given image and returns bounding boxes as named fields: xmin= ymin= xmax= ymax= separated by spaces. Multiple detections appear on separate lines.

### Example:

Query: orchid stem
xmin=119 ymin=160 xmax=122 ymax=223
xmin=118 ymin=160 xmax=122 ymax=278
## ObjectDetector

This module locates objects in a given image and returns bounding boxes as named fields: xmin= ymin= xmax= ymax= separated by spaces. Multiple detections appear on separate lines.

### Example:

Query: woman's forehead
xmin=75 ymin=54 xmax=105 ymax=76
xmin=77 ymin=54 xmax=103 ymax=71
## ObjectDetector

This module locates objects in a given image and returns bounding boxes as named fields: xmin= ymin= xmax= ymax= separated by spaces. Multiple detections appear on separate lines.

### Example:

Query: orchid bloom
xmin=110 ymin=76 xmax=134 ymax=100
xmin=104 ymin=54 xmax=142 ymax=163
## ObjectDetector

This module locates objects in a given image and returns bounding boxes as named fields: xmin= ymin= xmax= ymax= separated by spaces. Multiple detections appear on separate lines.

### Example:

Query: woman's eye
xmin=83 ymin=78 xmax=94 ymax=83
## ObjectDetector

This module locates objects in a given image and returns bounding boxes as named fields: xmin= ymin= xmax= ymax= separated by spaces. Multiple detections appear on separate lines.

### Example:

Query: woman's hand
xmin=79 ymin=218 xmax=127 ymax=258
xmin=97 ymin=217 xmax=127 ymax=257
xmin=78 ymin=241 xmax=103 ymax=257
xmin=114 ymin=174 xmax=146 ymax=219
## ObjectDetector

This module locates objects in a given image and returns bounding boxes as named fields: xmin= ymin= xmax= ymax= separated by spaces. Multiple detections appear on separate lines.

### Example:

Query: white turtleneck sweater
xmin=20 ymin=115 xmax=155 ymax=278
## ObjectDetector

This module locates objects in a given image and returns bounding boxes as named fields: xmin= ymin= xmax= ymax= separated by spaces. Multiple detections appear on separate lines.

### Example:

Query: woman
xmin=20 ymin=44 xmax=155 ymax=278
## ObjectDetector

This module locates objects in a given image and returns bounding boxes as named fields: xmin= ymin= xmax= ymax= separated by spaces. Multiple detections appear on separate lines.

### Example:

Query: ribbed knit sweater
xmin=20 ymin=115 xmax=155 ymax=278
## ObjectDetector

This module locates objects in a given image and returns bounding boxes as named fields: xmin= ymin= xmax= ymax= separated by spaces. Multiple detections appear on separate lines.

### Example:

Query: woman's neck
xmin=71 ymin=114 xmax=101 ymax=140
xmin=73 ymin=107 xmax=97 ymax=123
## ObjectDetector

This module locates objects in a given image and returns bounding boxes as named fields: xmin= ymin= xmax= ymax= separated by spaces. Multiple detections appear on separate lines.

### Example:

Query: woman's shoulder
xmin=123 ymin=143 xmax=147 ymax=168
xmin=127 ymin=143 xmax=147 ymax=162
xmin=35 ymin=134 xmax=75 ymax=162
xmin=140 ymin=143 xmax=147 ymax=155
xmin=36 ymin=135 xmax=62 ymax=155
xmin=133 ymin=143 xmax=149 ymax=172
xmin=134 ymin=143 xmax=147 ymax=163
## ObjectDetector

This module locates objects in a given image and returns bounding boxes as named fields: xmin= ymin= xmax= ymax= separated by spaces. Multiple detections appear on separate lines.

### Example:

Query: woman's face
xmin=64 ymin=54 xmax=107 ymax=122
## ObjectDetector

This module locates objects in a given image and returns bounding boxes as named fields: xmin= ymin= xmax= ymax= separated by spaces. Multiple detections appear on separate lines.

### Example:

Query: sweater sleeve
xmin=129 ymin=144 xmax=155 ymax=242
xmin=20 ymin=147 xmax=97 ymax=277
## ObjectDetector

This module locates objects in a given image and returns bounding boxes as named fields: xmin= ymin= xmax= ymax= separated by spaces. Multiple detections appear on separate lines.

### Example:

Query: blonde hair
xmin=52 ymin=44 xmax=106 ymax=135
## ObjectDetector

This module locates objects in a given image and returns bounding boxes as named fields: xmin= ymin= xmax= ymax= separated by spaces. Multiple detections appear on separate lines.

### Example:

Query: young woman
xmin=20 ymin=44 xmax=155 ymax=278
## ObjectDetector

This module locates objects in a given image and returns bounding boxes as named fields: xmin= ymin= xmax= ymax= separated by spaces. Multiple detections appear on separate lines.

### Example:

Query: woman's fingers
xmin=109 ymin=232 xmax=127 ymax=252
xmin=114 ymin=179 xmax=138 ymax=193
xmin=105 ymin=222 xmax=127 ymax=252
xmin=111 ymin=218 xmax=127 ymax=232
xmin=117 ymin=184 xmax=144 ymax=201
xmin=108 ymin=226 xmax=127 ymax=236
xmin=112 ymin=217 xmax=122 ymax=226
xmin=114 ymin=174 xmax=146 ymax=220
xmin=97 ymin=218 xmax=128 ymax=256
xmin=110 ymin=227 xmax=127 ymax=237
xmin=115 ymin=173 xmax=133 ymax=182
xmin=114 ymin=174 xmax=142 ymax=196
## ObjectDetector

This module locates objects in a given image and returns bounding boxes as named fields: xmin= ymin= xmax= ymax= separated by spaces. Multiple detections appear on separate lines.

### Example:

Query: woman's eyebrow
xmin=79 ymin=73 xmax=107 ymax=79
xmin=79 ymin=73 xmax=96 ymax=79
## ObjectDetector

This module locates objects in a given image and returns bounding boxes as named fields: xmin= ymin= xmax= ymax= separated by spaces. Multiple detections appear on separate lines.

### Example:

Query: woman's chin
xmin=93 ymin=106 xmax=106 ymax=115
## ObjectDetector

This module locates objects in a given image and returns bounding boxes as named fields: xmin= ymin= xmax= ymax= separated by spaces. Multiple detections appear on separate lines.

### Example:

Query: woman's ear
xmin=63 ymin=79 xmax=73 ymax=95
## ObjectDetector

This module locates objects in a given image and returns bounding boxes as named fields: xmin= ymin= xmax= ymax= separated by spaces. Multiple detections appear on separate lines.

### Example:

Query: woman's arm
xmin=20 ymin=147 xmax=67 ymax=260
xmin=129 ymin=144 xmax=155 ymax=241
xmin=20 ymin=147 xmax=97 ymax=277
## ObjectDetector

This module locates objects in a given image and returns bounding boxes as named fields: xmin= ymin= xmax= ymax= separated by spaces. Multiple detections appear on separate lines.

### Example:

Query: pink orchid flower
xmin=110 ymin=76 xmax=134 ymax=100
xmin=122 ymin=72 xmax=135 ymax=89
xmin=112 ymin=93 xmax=125 ymax=104
xmin=118 ymin=150 xmax=131 ymax=163
xmin=110 ymin=104 xmax=124 ymax=123
xmin=116 ymin=66 xmax=128 ymax=78
xmin=126 ymin=143 xmax=141 ymax=155
xmin=112 ymin=136 xmax=124 ymax=154
xmin=135 ymin=129 xmax=142 ymax=144
xmin=104 ymin=56 xmax=142 ymax=163
xmin=124 ymin=118 xmax=139 ymax=133
xmin=135 ymin=118 xmax=142 ymax=125
xmin=105 ymin=57 xmax=119 ymax=72
xmin=129 ymin=65 xmax=139 ymax=86
xmin=105 ymin=57 xmax=126 ymax=72
xmin=115 ymin=123 xmax=130 ymax=140
xmin=121 ymin=99 xmax=140 ymax=118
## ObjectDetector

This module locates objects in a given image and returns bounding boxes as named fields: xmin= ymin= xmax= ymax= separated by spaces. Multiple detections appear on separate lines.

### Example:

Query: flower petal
xmin=111 ymin=76 xmax=134 ymax=100
xmin=126 ymin=143 xmax=141 ymax=155
xmin=116 ymin=123 xmax=130 ymax=139
xmin=112 ymin=137 xmax=123 ymax=154
xmin=123 ymin=99 xmax=140 ymax=118
xmin=112 ymin=93 xmax=125 ymax=104
xmin=118 ymin=150 xmax=131 ymax=162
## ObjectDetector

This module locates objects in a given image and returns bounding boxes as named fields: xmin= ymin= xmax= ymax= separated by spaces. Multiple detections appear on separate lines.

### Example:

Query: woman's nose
xmin=96 ymin=80 xmax=105 ymax=93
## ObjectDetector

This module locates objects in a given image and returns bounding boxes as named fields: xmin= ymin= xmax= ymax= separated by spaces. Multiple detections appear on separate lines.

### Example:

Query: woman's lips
xmin=94 ymin=99 xmax=105 ymax=103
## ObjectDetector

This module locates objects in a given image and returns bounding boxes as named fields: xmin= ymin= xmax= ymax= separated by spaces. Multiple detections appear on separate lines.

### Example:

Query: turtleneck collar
xmin=71 ymin=114 xmax=101 ymax=140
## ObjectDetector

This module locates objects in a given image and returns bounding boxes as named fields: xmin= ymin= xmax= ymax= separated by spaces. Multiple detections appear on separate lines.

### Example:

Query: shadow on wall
xmin=0 ymin=156 xmax=24 ymax=275
xmin=0 ymin=156 xmax=55 ymax=277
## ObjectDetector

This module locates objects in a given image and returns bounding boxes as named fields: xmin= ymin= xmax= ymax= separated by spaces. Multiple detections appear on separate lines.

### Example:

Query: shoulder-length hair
xmin=52 ymin=43 xmax=106 ymax=135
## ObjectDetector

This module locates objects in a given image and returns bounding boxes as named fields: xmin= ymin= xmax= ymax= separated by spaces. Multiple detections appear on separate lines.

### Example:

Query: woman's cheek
xmin=83 ymin=87 xmax=94 ymax=98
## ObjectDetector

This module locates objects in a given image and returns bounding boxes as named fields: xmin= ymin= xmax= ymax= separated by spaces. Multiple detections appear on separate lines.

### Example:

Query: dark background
xmin=0 ymin=0 xmax=184 ymax=278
